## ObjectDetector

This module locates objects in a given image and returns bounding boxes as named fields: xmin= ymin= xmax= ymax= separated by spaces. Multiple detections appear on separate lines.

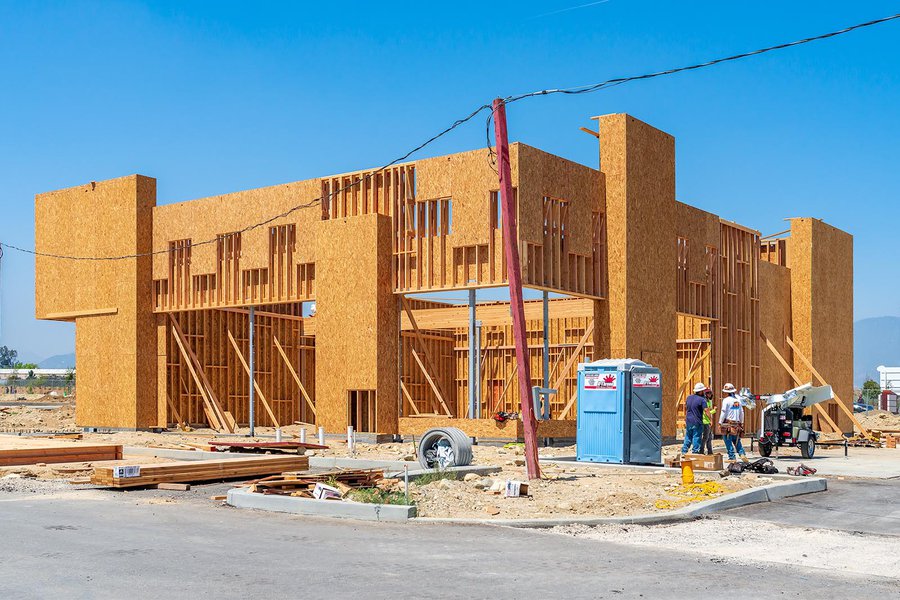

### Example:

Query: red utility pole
xmin=492 ymin=98 xmax=541 ymax=480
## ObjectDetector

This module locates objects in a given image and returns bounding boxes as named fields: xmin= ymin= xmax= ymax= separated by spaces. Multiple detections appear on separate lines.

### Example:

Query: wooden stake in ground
xmin=493 ymin=97 xmax=540 ymax=480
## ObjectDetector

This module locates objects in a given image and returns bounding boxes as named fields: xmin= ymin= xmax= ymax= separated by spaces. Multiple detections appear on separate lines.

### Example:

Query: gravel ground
xmin=551 ymin=517 xmax=900 ymax=579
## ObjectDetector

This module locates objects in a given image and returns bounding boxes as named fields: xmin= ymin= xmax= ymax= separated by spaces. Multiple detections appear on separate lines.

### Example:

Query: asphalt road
xmin=725 ymin=477 xmax=900 ymax=536
xmin=0 ymin=482 xmax=897 ymax=599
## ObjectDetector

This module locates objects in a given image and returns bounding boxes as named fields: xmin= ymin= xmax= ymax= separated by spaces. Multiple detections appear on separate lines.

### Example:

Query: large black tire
xmin=800 ymin=437 xmax=816 ymax=459
xmin=758 ymin=441 xmax=773 ymax=457
xmin=417 ymin=427 xmax=473 ymax=470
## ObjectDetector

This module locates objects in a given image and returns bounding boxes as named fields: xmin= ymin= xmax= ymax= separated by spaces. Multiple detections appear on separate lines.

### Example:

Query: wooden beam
xmin=677 ymin=344 xmax=710 ymax=409
xmin=491 ymin=363 xmax=518 ymax=414
xmin=272 ymin=335 xmax=316 ymax=419
xmin=169 ymin=315 xmax=231 ymax=432
xmin=226 ymin=329 xmax=281 ymax=428
xmin=165 ymin=392 xmax=188 ymax=431
xmin=44 ymin=307 xmax=118 ymax=320
xmin=760 ymin=333 xmax=840 ymax=434
xmin=558 ymin=388 xmax=579 ymax=421
xmin=579 ymin=126 xmax=600 ymax=138
xmin=784 ymin=336 xmax=871 ymax=438
xmin=552 ymin=320 xmax=595 ymax=394
xmin=409 ymin=347 xmax=452 ymax=416
xmin=401 ymin=297 xmax=453 ymax=416
xmin=399 ymin=380 xmax=420 ymax=416
xmin=494 ymin=97 xmax=540 ymax=479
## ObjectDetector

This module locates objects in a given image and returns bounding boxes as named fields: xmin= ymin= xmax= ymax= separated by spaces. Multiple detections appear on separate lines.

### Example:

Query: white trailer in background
xmin=876 ymin=365 xmax=900 ymax=394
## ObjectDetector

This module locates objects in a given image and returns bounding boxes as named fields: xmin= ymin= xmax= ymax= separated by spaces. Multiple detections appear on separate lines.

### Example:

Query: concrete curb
xmin=412 ymin=477 xmax=827 ymax=528
xmin=226 ymin=487 xmax=417 ymax=522
xmin=386 ymin=465 xmax=501 ymax=480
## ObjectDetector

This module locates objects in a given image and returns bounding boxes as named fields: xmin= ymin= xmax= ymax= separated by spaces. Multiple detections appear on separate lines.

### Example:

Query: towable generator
xmin=756 ymin=383 xmax=834 ymax=459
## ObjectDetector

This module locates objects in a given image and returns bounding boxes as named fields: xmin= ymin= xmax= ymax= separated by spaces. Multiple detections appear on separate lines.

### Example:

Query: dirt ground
xmin=0 ymin=402 xmax=780 ymax=519
xmin=856 ymin=409 xmax=900 ymax=431
xmin=551 ymin=517 xmax=900 ymax=579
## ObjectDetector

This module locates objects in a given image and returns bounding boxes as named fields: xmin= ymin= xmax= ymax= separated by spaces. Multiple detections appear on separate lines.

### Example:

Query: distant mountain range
xmin=37 ymin=353 xmax=75 ymax=369
xmin=854 ymin=316 xmax=900 ymax=387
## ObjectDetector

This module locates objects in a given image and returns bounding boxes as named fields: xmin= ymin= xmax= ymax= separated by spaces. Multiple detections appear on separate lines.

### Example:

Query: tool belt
xmin=721 ymin=420 xmax=744 ymax=437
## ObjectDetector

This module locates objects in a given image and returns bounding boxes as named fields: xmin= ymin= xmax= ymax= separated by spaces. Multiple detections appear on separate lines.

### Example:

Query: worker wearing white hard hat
xmin=718 ymin=383 xmax=746 ymax=460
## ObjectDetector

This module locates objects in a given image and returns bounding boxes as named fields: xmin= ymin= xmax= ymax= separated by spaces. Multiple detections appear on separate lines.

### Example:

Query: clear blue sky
xmin=1 ymin=0 xmax=898 ymax=362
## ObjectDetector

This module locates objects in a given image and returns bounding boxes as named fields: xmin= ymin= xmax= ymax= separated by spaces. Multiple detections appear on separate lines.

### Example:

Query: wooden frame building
xmin=34 ymin=114 xmax=854 ymax=439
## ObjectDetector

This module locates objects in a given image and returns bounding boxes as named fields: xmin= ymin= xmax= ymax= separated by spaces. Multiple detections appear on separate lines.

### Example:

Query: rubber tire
xmin=800 ymin=437 xmax=816 ymax=459
xmin=758 ymin=441 xmax=773 ymax=457
xmin=417 ymin=427 xmax=473 ymax=470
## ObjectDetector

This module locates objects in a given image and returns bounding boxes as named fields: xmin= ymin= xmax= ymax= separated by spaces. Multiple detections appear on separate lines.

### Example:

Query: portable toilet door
xmin=576 ymin=363 xmax=625 ymax=463
xmin=625 ymin=366 xmax=663 ymax=464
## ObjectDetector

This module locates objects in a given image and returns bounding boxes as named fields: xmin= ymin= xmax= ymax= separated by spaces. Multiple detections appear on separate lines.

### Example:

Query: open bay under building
xmin=35 ymin=113 xmax=854 ymax=440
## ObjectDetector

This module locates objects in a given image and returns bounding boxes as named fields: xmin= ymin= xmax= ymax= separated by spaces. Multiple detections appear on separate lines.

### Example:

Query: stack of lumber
xmin=0 ymin=438 xmax=122 ymax=467
xmin=91 ymin=455 xmax=309 ymax=488
xmin=249 ymin=468 xmax=385 ymax=498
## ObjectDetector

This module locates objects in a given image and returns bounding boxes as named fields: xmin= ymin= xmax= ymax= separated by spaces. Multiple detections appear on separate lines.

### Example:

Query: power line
xmin=503 ymin=13 xmax=900 ymax=104
xmin=0 ymin=103 xmax=492 ymax=261
xmin=2 ymin=12 xmax=898 ymax=262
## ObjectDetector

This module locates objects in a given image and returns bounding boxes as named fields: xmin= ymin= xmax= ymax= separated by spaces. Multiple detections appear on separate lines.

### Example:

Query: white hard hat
xmin=693 ymin=383 xmax=707 ymax=394
xmin=722 ymin=383 xmax=736 ymax=394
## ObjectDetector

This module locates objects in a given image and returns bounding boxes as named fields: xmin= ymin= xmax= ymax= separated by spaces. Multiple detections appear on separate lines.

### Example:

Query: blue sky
xmin=0 ymin=1 xmax=898 ymax=361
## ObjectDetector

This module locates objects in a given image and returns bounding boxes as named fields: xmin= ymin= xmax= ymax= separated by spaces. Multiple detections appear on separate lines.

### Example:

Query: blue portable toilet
xmin=576 ymin=359 xmax=662 ymax=465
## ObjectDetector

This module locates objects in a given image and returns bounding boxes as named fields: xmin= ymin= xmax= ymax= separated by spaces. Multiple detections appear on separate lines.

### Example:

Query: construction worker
xmin=681 ymin=382 xmax=707 ymax=455
xmin=718 ymin=383 xmax=746 ymax=460
xmin=701 ymin=388 xmax=716 ymax=454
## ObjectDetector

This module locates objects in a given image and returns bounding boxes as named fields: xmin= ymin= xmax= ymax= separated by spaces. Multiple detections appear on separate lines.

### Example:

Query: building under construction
xmin=34 ymin=113 xmax=854 ymax=439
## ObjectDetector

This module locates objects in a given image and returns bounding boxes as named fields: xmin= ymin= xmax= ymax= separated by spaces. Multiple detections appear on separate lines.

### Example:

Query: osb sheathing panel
xmin=315 ymin=214 xmax=398 ymax=433
xmin=516 ymin=143 xmax=602 ymax=256
xmin=599 ymin=114 xmax=677 ymax=437
xmin=398 ymin=417 xmax=576 ymax=440
xmin=788 ymin=218 xmax=853 ymax=431
xmin=758 ymin=261 xmax=793 ymax=394
xmin=151 ymin=178 xmax=323 ymax=279
xmin=676 ymin=202 xmax=720 ymax=283
xmin=35 ymin=175 xmax=158 ymax=428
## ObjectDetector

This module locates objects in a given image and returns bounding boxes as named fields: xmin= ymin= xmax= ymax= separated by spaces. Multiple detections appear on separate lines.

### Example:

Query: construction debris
xmin=248 ymin=468 xmax=385 ymax=498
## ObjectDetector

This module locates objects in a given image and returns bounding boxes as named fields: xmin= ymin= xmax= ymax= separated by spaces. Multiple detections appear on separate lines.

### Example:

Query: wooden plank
xmin=399 ymin=380 xmax=420 ymax=415
xmin=400 ymin=297 xmax=452 ymax=416
xmin=551 ymin=320 xmax=595 ymax=393
xmin=273 ymin=335 xmax=316 ymax=418
xmin=165 ymin=392 xmax=188 ymax=431
xmin=170 ymin=315 xmax=230 ymax=432
xmin=760 ymin=333 xmax=840 ymax=434
xmin=92 ymin=455 xmax=309 ymax=488
xmin=226 ymin=328 xmax=281 ymax=428
xmin=409 ymin=348 xmax=451 ymax=416
xmin=784 ymin=336 xmax=871 ymax=438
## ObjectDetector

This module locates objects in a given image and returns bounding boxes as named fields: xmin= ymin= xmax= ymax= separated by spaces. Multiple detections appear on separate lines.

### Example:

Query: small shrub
xmin=412 ymin=469 xmax=456 ymax=486
xmin=349 ymin=487 xmax=411 ymax=506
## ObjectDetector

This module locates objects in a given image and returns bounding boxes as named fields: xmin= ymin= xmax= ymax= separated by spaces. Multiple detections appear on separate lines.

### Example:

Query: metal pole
xmin=468 ymin=288 xmax=476 ymax=419
xmin=248 ymin=306 xmax=255 ymax=437
xmin=493 ymin=97 xmax=540 ymax=480
xmin=543 ymin=290 xmax=550 ymax=389
xmin=475 ymin=320 xmax=482 ymax=418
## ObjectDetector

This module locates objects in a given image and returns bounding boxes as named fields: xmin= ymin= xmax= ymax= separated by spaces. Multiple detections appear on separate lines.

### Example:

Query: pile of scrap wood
xmin=247 ymin=468 xmax=385 ymax=498
xmin=91 ymin=455 xmax=309 ymax=488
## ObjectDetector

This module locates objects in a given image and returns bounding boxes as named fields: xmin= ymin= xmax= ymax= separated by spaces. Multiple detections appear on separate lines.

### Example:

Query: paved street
xmin=725 ymin=477 xmax=900 ymax=535
xmin=0 ymin=481 xmax=897 ymax=599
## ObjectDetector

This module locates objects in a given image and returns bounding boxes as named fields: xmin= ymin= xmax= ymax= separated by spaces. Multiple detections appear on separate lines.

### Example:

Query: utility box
xmin=576 ymin=359 xmax=663 ymax=465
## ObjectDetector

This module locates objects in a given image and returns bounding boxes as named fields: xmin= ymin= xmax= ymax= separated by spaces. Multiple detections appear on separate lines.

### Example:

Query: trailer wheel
xmin=800 ymin=437 xmax=816 ymax=459
xmin=758 ymin=441 xmax=772 ymax=457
